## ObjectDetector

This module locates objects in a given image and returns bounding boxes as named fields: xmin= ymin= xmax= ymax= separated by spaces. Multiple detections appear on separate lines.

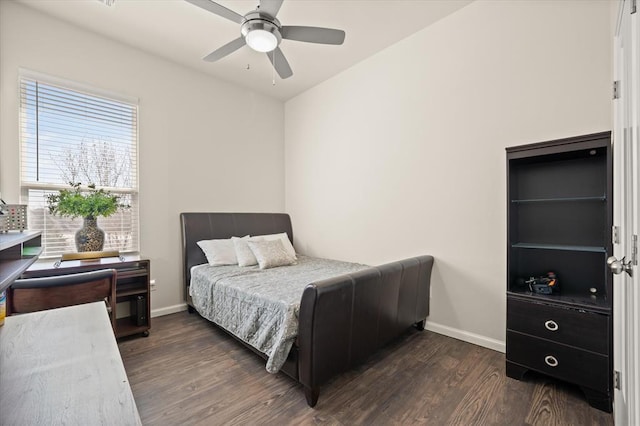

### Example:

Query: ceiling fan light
xmin=246 ymin=29 xmax=278 ymax=52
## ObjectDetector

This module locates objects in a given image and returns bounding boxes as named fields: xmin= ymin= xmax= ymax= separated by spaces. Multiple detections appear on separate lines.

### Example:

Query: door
xmin=612 ymin=0 xmax=639 ymax=424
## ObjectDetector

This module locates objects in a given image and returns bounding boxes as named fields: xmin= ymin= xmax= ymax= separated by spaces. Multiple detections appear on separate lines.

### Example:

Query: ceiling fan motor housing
xmin=241 ymin=12 xmax=282 ymax=52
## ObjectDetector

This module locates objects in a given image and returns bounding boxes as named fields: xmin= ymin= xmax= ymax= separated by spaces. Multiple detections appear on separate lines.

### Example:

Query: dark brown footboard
xmin=297 ymin=255 xmax=434 ymax=407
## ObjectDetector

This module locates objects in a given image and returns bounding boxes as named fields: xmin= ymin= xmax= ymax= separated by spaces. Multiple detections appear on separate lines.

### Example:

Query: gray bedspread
xmin=189 ymin=255 xmax=369 ymax=373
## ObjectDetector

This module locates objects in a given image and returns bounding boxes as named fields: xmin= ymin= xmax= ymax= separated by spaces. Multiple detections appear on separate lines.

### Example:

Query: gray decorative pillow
xmin=233 ymin=236 xmax=262 ymax=267
xmin=254 ymin=232 xmax=297 ymax=259
xmin=247 ymin=239 xmax=297 ymax=270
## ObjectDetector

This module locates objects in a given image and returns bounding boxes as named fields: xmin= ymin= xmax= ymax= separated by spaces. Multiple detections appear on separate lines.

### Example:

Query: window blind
xmin=19 ymin=75 xmax=139 ymax=257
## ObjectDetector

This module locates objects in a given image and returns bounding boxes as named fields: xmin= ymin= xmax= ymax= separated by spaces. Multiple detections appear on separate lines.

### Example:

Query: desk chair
xmin=7 ymin=269 xmax=118 ymax=332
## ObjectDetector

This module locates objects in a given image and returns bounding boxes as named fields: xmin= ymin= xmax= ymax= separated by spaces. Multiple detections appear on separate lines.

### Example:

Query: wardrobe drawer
xmin=507 ymin=331 xmax=609 ymax=391
xmin=507 ymin=298 xmax=609 ymax=354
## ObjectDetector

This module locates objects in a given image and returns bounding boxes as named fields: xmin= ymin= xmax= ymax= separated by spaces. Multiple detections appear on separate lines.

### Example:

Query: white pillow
xmin=247 ymin=239 xmax=297 ymax=270
xmin=197 ymin=237 xmax=246 ymax=266
xmin=233 ymin=236 xmax=263 ymax=267
xmin=255 ymin=232 xmax=296 ymax=259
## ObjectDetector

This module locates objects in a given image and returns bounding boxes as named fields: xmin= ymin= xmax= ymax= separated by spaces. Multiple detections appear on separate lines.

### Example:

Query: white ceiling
xmin=17 ymin=0 xmax=473 ymax=101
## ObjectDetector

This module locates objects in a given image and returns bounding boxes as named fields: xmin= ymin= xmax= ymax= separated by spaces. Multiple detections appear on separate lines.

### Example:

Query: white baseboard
xmin=151 ymin=303 xmax=188 ymax=318
xmin=424 ymin=320 xmax=506 ymax=353
xmin=147 ymin=305 xmax=506 ymax=353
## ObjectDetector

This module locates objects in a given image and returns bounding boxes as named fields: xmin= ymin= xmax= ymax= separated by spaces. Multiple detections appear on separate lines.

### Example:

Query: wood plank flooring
xmin=118 ymin=312 xmax=614 ymax=425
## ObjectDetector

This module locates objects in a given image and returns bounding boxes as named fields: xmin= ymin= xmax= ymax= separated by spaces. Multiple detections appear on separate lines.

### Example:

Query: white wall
xmin=285 ymin=0 xmax=613 ymax=350
xmin=0 ymin=1 xmax=285 ymax=315
xmin=0 ymin=0 xmax=614 ymax=348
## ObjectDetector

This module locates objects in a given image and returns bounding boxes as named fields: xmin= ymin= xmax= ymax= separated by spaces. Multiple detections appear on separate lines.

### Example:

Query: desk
xmin=0 ymin=302 xmax=141 ymax=425
xmin=24 ymin=256 xmax=151 ymax=338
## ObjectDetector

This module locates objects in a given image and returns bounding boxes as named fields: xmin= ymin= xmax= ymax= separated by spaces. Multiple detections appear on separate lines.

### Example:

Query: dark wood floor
xmin=118 ymin=312 xmax=614 ymax=425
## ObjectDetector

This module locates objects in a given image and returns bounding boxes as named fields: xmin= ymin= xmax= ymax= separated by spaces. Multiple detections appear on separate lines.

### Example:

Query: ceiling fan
xmin=185 ymin=0 xmax=346 ymax=79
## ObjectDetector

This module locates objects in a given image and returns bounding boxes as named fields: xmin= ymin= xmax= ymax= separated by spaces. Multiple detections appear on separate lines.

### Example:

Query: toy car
xmin=526 ymin=272 xmax=558 ymax=294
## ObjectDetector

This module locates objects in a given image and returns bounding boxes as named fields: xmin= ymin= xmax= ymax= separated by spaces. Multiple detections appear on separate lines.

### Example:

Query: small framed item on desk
xmin=55 ymin=250 xmax=125 ymax=268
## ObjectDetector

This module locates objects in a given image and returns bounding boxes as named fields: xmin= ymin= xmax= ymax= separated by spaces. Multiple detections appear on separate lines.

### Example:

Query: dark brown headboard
xmin=180 ymin=212 xmax=293 ymax=302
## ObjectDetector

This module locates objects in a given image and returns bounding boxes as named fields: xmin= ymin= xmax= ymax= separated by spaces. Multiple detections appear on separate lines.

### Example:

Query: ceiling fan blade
xmin=203 ymin=37 xmax=246 ymax=62
xmin=281 ymin=26 xmax=346 ymax=45
xmin=185 ymin=0 xmax=244 ymax=24
xmin=259 ymin=0 xmax=283 ymax=18
xmin=267 ymin=47 xmax=293 ymax=79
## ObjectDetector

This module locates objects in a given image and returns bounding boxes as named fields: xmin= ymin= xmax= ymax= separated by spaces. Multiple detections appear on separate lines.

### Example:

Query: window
xmin=19 ymin=72 xmax=139 ymax=257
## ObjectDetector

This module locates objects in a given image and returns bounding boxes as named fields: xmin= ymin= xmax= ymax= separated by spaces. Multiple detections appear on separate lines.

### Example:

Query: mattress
xmin=189 ymin=255 xmax=369 ymax=373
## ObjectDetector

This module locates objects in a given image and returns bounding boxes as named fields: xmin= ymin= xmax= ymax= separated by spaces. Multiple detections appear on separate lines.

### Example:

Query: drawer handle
xmin=544 ymin=320 xmax=559 ymax=331
xmin=544 ymin=355 xmax=559 ymax=367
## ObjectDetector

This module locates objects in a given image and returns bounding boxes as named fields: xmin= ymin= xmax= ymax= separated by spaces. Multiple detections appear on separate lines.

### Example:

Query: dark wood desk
xmin=0 ymin=302 xmax=142 ymax=424
xmin=23 ymin=255 xmax=150 ymax=338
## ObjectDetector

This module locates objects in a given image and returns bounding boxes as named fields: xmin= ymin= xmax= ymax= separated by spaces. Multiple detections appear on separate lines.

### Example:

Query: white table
xmin=0 ymin=302 xmax=141 ymax=425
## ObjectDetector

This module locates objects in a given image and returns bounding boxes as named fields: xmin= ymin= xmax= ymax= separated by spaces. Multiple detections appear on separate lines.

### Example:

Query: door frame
xmin=613 ymin=0 xmax=640 ymax=424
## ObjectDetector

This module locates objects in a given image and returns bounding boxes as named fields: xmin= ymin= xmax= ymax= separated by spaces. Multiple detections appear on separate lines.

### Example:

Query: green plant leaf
xmin=46 ymin=182 xmax=125 ymax=219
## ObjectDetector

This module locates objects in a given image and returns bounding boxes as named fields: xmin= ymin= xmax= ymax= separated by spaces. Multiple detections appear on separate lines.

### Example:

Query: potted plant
xmin=47 ymin=182 xmax=122 ymax=252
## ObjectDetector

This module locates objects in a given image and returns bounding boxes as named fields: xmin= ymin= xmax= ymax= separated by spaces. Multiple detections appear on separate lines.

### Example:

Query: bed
xmin=181 ymin=212 xmax=434 ymax=407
